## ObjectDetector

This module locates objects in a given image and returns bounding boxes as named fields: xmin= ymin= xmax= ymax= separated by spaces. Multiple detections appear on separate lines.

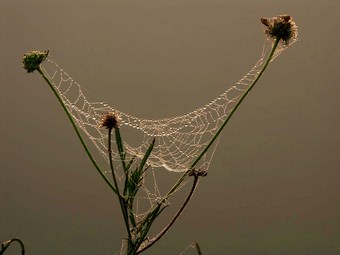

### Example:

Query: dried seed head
xmin=22 ymin=50 xmax=49 ymax=73
xmin=261 ymin=15 xmax=298 ymax=45
xmin=99 ymin=112 xmax=120 ymax=129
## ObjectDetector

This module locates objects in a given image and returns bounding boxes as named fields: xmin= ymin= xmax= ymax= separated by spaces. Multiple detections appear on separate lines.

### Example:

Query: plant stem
xmin=108 ymin=129 xmax=119 ymax=188
xmin=190 ymin=37 xmax=280 ymax=168
xmin=141 ymin=37 xmax=281 ymax=244
xmin=0 ymin=238 xmax=25 ymax=255
xmin=37 ymin=66 xmax=118 ymax=196
xmin=137 ymin=174 xmax=199 ymax=254
xmin=195 ymin=242 xmax=202 ymax=255
xmin=107 ymin=128 xmax=132 ymax=240
xmin=166 ymin=38 xmax=280 ymax=199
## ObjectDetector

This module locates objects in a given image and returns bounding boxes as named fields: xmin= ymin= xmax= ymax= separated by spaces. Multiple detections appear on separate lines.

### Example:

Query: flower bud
xmin=22 ymin=50 xmax=49 ymax=73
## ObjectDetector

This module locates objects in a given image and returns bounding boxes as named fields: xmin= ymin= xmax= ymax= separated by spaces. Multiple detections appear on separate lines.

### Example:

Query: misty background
xmin=1 ymin=0 xmax=339 ymax=254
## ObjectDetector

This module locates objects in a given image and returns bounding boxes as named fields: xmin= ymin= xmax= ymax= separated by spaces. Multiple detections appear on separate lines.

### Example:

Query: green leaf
xmin=138 ymin=138 xmax=155 ymax=172
xmin=126 ymin=155 xmax=136 ymax=171
xmin=114 ymin=127 xmax=126 ymax=169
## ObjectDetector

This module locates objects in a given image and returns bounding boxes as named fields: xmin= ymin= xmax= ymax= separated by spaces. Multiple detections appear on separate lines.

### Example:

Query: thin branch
xmin=195 ymin=241 xmax=202 ymax=255
xmin=143 ymin=37 xmax=281 ymax=230
xmin=137 ymin=171 xmax=201 ymax=254
xmin=1 ymin=238 xmax=25 ymax=255
xmin=190 ymin=37 xmax=280 ymax=169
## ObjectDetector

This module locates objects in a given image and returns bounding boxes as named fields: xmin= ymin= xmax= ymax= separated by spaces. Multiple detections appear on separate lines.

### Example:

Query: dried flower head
xmin=99 ymin=112 xmax=120 ymax=129
xmin=22 ymin=50 xmax=49 ymax=73
xmin=261 ymin=15 xmax=298 ymax=45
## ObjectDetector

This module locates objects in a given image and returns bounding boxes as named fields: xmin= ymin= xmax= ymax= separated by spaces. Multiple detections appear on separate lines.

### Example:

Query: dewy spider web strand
xmin=40 ymin=37 xmax=296 ymax=173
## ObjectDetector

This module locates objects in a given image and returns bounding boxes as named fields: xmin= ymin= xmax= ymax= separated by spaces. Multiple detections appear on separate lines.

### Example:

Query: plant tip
xmin=99 ymin=111 xmax=120 ymax=129
xmin=22 ymin=50 xmax=49 ymax=73
xmin=261 ymin=15 xmax=298 ymax=45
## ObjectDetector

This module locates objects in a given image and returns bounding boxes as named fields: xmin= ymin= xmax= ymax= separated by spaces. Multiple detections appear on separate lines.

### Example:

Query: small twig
xmin=0 ymin=238 xmax=25 ymax=255
xmin=137 ymin=169 xmax=206 ymax=254
xmin=190 ymin=37 xmax=280 ymax=169
xmin=152 ymin=36 xmax=282 ymax=219
xmin=194 ymin=241 xmax=202 ymax=255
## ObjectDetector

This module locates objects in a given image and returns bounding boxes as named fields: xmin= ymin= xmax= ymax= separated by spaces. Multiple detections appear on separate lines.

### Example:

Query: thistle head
xmin=261 ymin=15 xmax=298 ymax=45
xmin=22 ymin=50 xmax=49 ymax=73
xmin=99 ymin=111 xmax=120 ymax=130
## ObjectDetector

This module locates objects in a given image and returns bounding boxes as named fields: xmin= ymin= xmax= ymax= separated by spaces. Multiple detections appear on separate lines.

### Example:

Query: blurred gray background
xmin=1 ymin=0 xmax=339 ymax=254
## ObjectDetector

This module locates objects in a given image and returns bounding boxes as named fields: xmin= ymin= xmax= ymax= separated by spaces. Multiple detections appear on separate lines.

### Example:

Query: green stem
xmin=190 ymin=37 xmax=280 ymax=169
xmin=114 ymin=127 xmax=129 ymax=197
xmin=147 ymin=37 xmax=281 ymax=221
xmin=108 ymin=129 xmax=119 ymax=191
xmin=108 ymin=128 xmax=132 ymax=240
xmin=37 ymin=66 xmax=118 ymax=196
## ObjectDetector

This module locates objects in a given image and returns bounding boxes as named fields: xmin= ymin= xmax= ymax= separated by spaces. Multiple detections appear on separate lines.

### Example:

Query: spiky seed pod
xmin=261 ymin=15 xmax=298 ymax=45
xmin=22 ymin=50 xmax=49 ymax=73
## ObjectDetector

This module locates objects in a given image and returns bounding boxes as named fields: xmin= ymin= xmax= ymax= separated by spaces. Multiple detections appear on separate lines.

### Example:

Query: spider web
xmin=40 ymin=37 xmax=296 ymax=174
xmin=38 ymin=37 xmax=296 ymax=235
